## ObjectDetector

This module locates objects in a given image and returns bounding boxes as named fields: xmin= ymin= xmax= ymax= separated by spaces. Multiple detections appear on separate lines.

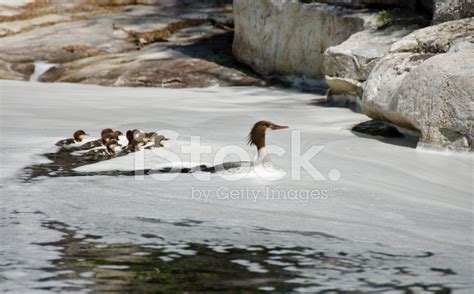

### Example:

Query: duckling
xmin=101 ymin=128 xmax=114 ymax=137
xmin=79 ymin=129 xmax=121 ymax=150
xmin=101 ymin=132 xmax=121 ymax=145
xmin=106 ymin=139 xmax=121 ymax=155
xmin=152 ymin=135 xmax=168 ymax=147
xmin=124 ymin=129 xmax=146 ymax=152
xmin=55 ymin=130 xmax=88 ymax=147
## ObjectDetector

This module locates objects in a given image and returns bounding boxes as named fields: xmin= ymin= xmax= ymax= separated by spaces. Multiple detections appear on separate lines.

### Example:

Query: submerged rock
xmin=352 ymin=120 xmax=403 ymax=138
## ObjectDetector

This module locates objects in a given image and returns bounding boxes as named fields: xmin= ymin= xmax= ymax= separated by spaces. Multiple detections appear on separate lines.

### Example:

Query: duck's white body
xmin=255 ymin=147 xmax=272 ymax=166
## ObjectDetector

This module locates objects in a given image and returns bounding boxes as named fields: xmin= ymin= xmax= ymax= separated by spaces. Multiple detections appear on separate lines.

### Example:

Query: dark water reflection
xmin=20 ymin=147 xmax=197 ymax=182
xmin=36 ymin=220 xmax=457 ymax=293
xmin=16 ymin=136 xmax=459 ymax=293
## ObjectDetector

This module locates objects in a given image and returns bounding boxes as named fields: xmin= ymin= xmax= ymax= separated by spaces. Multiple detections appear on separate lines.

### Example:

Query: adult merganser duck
xmin=55 ymin=130 xmax=88 ymax=147
xmin=248 ymin=120 xmax=289 ymax=165
xmin=199 ymin=121 xmax=288 ymax=173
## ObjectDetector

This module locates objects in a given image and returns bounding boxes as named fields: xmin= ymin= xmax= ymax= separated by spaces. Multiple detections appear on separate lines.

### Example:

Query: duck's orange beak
xmin=270 ymin=124 xmax=289 ymax=130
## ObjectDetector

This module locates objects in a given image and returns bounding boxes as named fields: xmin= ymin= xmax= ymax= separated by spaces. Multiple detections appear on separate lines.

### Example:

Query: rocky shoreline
xmin=0 ymin=0 xmax=472 ymax=150
xmin=233 ymin=0 xmax=473 ymax=151
xmin=0 ymin=0 xmax=265 ymax=87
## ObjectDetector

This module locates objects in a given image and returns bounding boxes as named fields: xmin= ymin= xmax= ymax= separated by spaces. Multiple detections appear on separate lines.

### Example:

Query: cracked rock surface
xmin=0 ymin=0 xmax=265 ymax=87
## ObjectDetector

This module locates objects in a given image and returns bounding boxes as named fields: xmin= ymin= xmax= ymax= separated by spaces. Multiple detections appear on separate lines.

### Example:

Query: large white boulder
xmin=233 ymin=0 xmax=376 ymax=78
xmin=388 ymin=17 xmax=474 ymax=54
xmin=362 ymin=52 xmax=473 ymax=150
xmin=361 ymin=18 xmax=474 ymax=151
xmin=323 ymin=25 xmax=418 ymax=82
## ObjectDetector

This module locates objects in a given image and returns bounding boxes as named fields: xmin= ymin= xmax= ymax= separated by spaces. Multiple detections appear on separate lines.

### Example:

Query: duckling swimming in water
xmin=76 ymin=129 xmax=123 ymax=151
xmin=101 ymin=131 xmax=123 ymax=146
xmin=101 ymin=128 xmax=114 ymax=137
xmin=106 ymin=139 xmax=121 ymax=155
xmin=144 ymin=134 xmax=168 ymax=149
xmin=124 ymin=129 xmax=147 ymax=151
xmin=152 ymin=134 xmax=168 ymax=147
xmin=55 ymin=130 xmax=88 ymax=147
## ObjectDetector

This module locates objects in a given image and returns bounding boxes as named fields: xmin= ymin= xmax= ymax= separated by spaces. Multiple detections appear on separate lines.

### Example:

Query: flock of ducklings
xmin=55 ymin=128 xmax=168 ymax=156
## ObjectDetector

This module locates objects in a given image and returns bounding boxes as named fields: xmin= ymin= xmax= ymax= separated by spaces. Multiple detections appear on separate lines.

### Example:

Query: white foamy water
xmin=29 ymin=61 xmax=57 ymax=82
xmin=0 ymin=80 xmax=472 ymax=292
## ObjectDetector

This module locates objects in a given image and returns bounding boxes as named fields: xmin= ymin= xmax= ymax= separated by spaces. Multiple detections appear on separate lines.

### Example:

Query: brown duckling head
xmin=101 ymin=128 xmax=114 ymax=137
xmin=73 ymin=130 xmax=88 ymax=142
xmin=106 ymin=139 xmax=120 ymax=154
xmin=153 ymin=135 xmax=168 ymax=147
xmin=132 ymin=129 xmax=145 ymax=142
xmin=102 ymin=133 xmax=118 ymax=145
xmin=145 ymin=132 xmax=157 ymax=143
xmin=126 ymin=130 xmax=134 ymax=143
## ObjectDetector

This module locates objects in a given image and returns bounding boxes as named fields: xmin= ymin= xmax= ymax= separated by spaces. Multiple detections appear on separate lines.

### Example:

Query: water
xmin=10 ymin=148 xmax=464 ymax=292
xmin=29 ymin=61 xmax=57 ymax=82
xmin=1 ymin=81 xmax=471 ymax=293
xmin=29 ymin=219 xmax=456 ymax=293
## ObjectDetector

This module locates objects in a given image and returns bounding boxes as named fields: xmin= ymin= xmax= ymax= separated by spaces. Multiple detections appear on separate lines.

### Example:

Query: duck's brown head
xmin=113 ymin=130 xmax=123 ymax=137
xmin=153 ymin=135 xmax=168 ymax=147
xmin=106 ymin=139 xmax=120 ymax=154
xmin=146 ymin=132 xmax=157 ymax=138
xmin=102 ymin=133 xmax=118 ymax=145
xmin=101 ymin=128 xmax=113 ymax=137
xmin=133 ymin=129 xmax=145 ymax=142
xmin=145 ymin=132 xmax=157 ymax=143
xmin=73 ymin=130 xmax=87 ymax=142
xmin=247 ymin=121 xmax=288 ymax=150
xmin=126 ymin=130 xmax=134 ymax=143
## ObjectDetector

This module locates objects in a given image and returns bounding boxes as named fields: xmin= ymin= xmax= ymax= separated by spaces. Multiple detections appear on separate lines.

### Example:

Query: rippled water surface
xmin=1 ymin=81 xmax=472 ymax=293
